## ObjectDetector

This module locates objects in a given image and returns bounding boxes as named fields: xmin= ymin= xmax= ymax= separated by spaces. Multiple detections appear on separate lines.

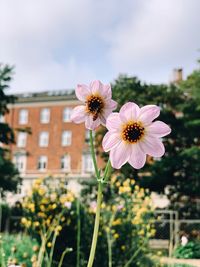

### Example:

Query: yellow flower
xmin=56 ymin=225 xmax=62 ymax=232
xmin=131 ymin=179 xmax=135 ymax=185
xmin=33 ymin=245 xmax=39 ymax=252
xmin=121 ymin=245 xmax=126 ymax=251
xmin=31 ymin=254 xmax=37 ymax=262
xmin=116 ymin=181 xmax=121 ymax=187
xmin=39 ymin=204 xmax=45 ymax=211
xmin=47 ymin=242 xmax=52 ymax=248
xmin=52 ymin=203 xmax=57 ymax=209
xmin=38 ymin=187 xmax=46 ymax=196
xmin=34 ymin=221 xmax=40 ymax=227
xmin=101 ymin=203 xmax=106 ymax=209
xmin=113 ymin=233 xmax=119 ymax=239
xmin=38 ymin=212 xmax=46 ymax=218
xmin=21 ymin=217 xmax=27 ymax=224
xmin=150 ymin=229 xmax=156 ymax=236
xmin=138 ymin=229 xmax=145 ymax=236
xmin=112 ymin=219 xmax=122 ymax=226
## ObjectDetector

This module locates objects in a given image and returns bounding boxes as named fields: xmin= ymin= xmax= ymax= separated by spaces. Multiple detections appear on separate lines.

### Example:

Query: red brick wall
xmin=5 ymin=101 xmax=104 ymax=177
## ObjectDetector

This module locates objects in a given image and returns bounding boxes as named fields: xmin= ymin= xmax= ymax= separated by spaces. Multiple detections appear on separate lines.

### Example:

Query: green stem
xmin=87 ymin=182 xmax=103 ymax=267
xmin=48 ymin=231 xmax=57 ymax=267
xmin=37 ymin=235 xmax=46 ymax=267
xmin=58 ymin=248 xmax=73 ymax=267
xmin=107 ymin=231 xmax=112 ymax=267
xmin=89 ymin=130 xmax=100 ymax=179
xmin=76 ymin=199 xmax=81 ymax=267
xmin=123 ymin=238 xmax=148 ymax=267
xmin=102 ymin=160 xmax=112 ymax=183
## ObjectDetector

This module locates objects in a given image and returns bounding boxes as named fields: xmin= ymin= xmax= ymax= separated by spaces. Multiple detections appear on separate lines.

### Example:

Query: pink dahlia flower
xmin=71 ymin=80 xmax=117 ymax=130
xmin=102 ymin=102 xmax=171 ymax=169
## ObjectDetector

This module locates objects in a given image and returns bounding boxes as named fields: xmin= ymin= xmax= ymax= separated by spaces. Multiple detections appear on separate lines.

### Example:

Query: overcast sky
xmin=0 ymin=0 xmax=200 ymax=93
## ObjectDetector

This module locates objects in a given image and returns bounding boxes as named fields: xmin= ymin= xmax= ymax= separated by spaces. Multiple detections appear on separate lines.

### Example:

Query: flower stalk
xmin=87 ymin=130 xmax=103 ymax=267
xmin=87 ymin=181 xmax=103 ymax=267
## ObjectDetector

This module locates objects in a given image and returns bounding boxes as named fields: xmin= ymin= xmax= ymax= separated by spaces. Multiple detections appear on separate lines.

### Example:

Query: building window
xmin=13 ymin=154 xmax=26 ymax=173
xmin=38 ymin=156 xmax=47 ymax=171
xmin=39 ymin=131 xmax=49 ymax=147
xmin=82 ymin=154 xmax=94 ymax=173
xmin=63 ymin=107 xmax=73 ymax=122
xmin=0 ymin=115 xmax=5 ymax=123
xmin=19 ymin=109 xmax=28 ymax=124
xmin=62 ymin=131 xmax=72 ymax=146
xmin=40 ymin=108 xmax=50 ymax=123
xmin=61 ymin=155 xmax=71 ymax=171
xmin=17 ymin=132 xmax=27 ymax=148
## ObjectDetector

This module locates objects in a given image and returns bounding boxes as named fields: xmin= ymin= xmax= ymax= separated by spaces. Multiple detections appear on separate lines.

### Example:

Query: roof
xmin=15 ymin=89 xmax=76 ymax=103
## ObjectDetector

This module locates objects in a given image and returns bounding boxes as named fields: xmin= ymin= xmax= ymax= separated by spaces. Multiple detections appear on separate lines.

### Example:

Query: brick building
xmin=5 ymin=90 xmax=101 ymax=195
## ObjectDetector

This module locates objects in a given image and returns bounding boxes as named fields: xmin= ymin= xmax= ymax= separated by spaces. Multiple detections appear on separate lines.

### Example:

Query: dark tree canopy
xmin=0 ymin=64 xmax=21 ymax=194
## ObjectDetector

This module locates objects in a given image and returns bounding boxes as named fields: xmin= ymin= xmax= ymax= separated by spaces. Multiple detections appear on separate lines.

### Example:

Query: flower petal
xmin=106 ymin=113 xmax=122 ymax=131
xmin=71 ymin=105 xmax=86 ymax=123
xmin=98 ymin=113 xmax=107 ymax=125
xmin=138 ymin=105 xmax=160 ymax=125
xmin=109 ymin=99 xmax=118 ymax=110
xmin=128 ymin=143 xmax=146 ymax=169
xmin=140 ymin=136 xmax=165 ymax=157
xmin=102 ymin=132 xmax=121 ymax=152
xmin=75 ymin=84 xmax=91 ymax=101
xmin=101 ymin=84 xmax=112 ymax=99
xmin=110 ymin=142 xmax=131 ymax=169
xmin=90 ymin=80 xmax=103 ymax=95
xmin=146 ymin=121 xmax=171 ymax=137
xmin=85 ymin=115 xmax=100 ymax=130
xmin=119 ymin=102 xmax=140 ymax=123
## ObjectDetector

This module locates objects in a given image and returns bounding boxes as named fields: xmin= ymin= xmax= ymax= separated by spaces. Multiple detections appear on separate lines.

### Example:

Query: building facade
xmin=5 ymin=90 xmax=100 ymax=195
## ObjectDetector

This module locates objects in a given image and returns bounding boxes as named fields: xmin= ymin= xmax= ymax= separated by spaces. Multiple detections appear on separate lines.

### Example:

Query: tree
xmin=0 ymin=64 xmax=21 ymax=193
xmin=98 ymin=73 xmax=200 ymax=218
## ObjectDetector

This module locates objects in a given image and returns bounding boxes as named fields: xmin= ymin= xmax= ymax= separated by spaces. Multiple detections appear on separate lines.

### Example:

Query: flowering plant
xmin=21 ymin=177 xmax=75 ymax=267
xmin=71 ymin=80 xmax=171 ymax=267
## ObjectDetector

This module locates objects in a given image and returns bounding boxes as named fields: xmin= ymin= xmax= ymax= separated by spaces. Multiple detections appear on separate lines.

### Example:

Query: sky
xmin=0 ymin=0 xmax=200 ymax=93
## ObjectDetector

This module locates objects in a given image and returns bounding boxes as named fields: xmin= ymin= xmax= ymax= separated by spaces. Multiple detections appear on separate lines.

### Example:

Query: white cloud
xmin=0 ymin=0 xmax=122 ymax=92
xmin=0 ymin=0 xmax=199 ymax=92
xmin=107 ymin=0 xmax=200 ymax=83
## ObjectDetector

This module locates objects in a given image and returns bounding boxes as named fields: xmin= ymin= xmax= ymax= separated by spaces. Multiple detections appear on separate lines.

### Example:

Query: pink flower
xmin=71 ymin=80 xmax=117 ymax=130
xmin=102 ymin=102 xmax=171 ymax=169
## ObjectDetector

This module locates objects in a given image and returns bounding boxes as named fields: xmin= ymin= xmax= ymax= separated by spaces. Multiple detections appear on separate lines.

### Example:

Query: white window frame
xmin=39 ymin=131 xmax=49 ymax=147
xmin=40 ymin=108 xmax=50 ymax=124
xmin=63 ymin=107 xmax=73 ymax=122
xmin=19 ymin=109 xmax=28 ymax=124
xmin=61 ymin=131 xmax=72 ymax=146
xmin=13 ymin=154 xmax=27 ymax=173
xmin=17 ymin=132 xmax=27 ymax=148
xmin=38 ymin=156 xmax=47 ymax=171
xmin=82 ymin=153 xmax=94 ymax=173
xmin=61 ymin=155 xmax=71 ymax=171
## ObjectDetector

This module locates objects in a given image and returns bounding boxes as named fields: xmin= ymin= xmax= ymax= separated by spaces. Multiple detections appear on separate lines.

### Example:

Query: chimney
xmin=171 ymin=68 xmax=183 ymax=84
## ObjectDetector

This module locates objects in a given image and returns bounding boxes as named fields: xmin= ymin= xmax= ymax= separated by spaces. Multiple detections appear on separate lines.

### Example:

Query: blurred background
xmin=0 ymin=0 xmax=200 ymax=266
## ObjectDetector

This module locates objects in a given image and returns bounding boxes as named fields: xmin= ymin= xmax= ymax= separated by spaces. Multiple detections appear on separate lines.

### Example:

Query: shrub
xmin=173 ymin=241 xmax=200 ymax=259
xmin=20 ymin=176 xmax=156 ymax=266
xmin=0 ymin=233 xmax=38 ymax=267
xmin=83 ymin=176 xmax=156 ymax=266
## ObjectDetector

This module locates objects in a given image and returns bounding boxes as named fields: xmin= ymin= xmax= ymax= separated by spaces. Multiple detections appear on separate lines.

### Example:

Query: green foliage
xmin=0 ymin=64 xmax=21 ymax=193
xmin=173 ymin=241 xmax=200 ymax=259
xmin=0 ymin=233 xmax=38 ymax=267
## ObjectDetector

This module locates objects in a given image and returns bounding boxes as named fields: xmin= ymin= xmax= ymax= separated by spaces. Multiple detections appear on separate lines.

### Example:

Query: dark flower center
xmin=122 ymin=122 xmax=144 ymax=143
xmin=86 ymin=95 xmax=104 ymax=120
